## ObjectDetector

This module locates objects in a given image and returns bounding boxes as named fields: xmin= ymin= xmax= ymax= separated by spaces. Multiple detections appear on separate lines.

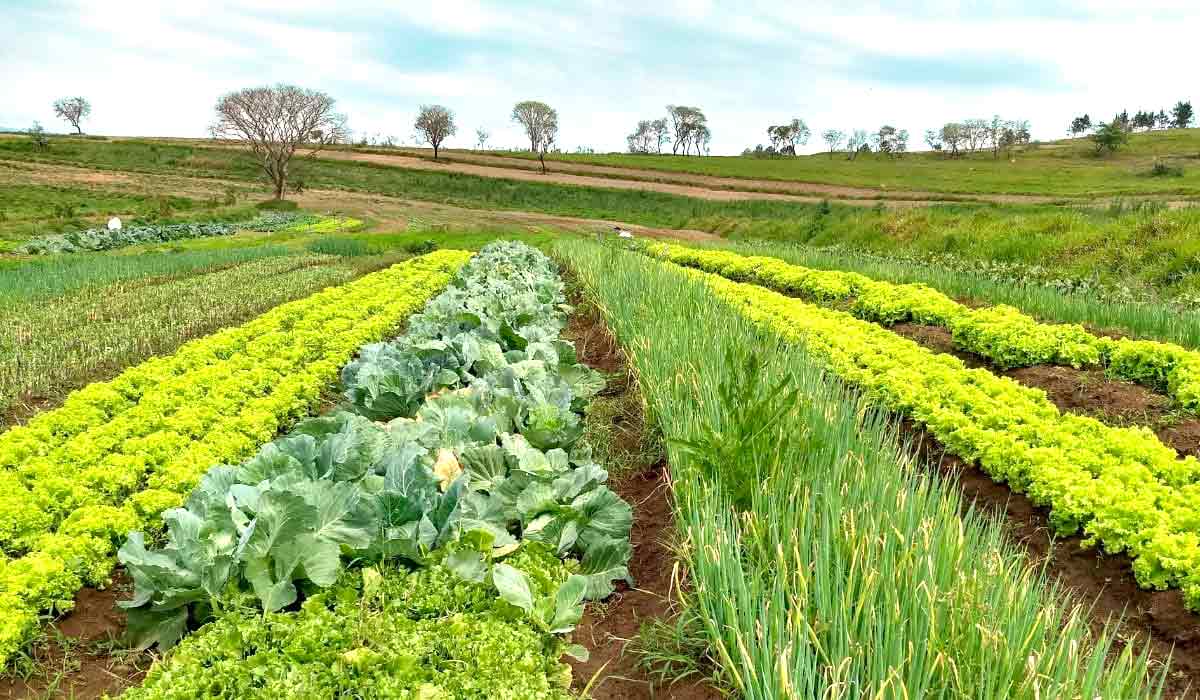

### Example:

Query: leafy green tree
xmin=1172 ymin=100 xmax=1194 ymax=129
xmin=1069 ymin=114 xmax=1091 ymax=135
xmin=1091 ymin=120 xmax=1129 ymax=154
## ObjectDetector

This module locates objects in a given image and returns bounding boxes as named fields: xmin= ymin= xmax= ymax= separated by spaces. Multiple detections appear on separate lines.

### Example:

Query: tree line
xmin=626 ymin=106 xmax=712 ymax=155
xmin=1070 ymin=101 xmax=1193 ymax=154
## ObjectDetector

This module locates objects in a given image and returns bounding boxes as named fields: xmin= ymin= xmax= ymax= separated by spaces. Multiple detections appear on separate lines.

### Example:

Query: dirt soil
xmin=563 ymin=300 xmax=722 ymax=700
xmin=314 ymin=148 xmax=961 ymax=208
xmin=904 ymin=424 xmax=1200 ymax=699
xmin=890 ymin=323 xmax=1200 ymax=457
xmin=0 ymin=575 xmax=146 ymax=699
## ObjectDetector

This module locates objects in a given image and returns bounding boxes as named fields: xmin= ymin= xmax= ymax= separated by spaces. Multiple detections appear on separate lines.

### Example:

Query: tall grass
xmin=556 ymin=240 xmax=1166 ymax=699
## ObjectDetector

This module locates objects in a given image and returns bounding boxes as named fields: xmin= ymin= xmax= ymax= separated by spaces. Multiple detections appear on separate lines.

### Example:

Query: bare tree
xmin=211 ymin=84 xmax=348 ymax=200
xmin=53 ymin=97 xmax=91 ymax=135
xmin=627 ymin=120 xmax=656 ymax=153
xmin=940 ymin=123 xmax=966 ymax=157
xmin=414 ymin=104 xmax=456 ymax=160
xmin=924 ymin=129 xmax=943 ymax=153
xmin=692 ymin=124 xmax=711 ymax=155
xmin=962 ymin=118 xmax=988 ymax=153
xmin=27 ymin=122 xmax=49 ymax=151
xmin=649 ymin=118 xmax=670 ymax=154
xmin=475 ymin=127 xmax=490 ymax=151
xmin=822 ymin=129 xmax=845 ymax=158
xmin=846 ymin=129 xmax=868 ymax=160
xmin=666 ymin=105 xmax=708 ymax=155
xmin=511 ymin=100 xmax=558 ymax=173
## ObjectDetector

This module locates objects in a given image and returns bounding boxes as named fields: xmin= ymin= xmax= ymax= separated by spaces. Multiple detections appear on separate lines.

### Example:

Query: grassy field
xmin=485 ymin=128 xmax=1200 ymax=197
xmin=0 ymin=178 xmax=257 ymax=251
xmin=4 ymin=137 xmax=1200 ymax=303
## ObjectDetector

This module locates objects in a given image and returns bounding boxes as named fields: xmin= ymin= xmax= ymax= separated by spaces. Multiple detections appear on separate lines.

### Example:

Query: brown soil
xmin=312 ymin=149 xmax=956 ymax=209
xmin=904 ymin=424 xmax=1200 ymax=699
xmin=562 ymin=299 xmax=722 ymax=700
xmin=0 ymin=575 xmax=146 ymax=699
xmin=890 ymin=323 xmax=1200 ymax=457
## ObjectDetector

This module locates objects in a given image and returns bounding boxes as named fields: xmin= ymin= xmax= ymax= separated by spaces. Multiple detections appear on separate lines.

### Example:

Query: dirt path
xmin=313 ymin=148 xmax=965 ymax=208
xmin=564 ymin=293 xmax=722 ymax=700
xmin=0 ymin=159 xmax=721 ymax=243
xmin=379 ymin=148 xmax=1082 ymax=205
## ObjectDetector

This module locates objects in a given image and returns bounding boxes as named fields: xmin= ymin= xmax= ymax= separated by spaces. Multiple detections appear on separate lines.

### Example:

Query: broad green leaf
xmin=492 ymin=563 xmax=534 ymax=613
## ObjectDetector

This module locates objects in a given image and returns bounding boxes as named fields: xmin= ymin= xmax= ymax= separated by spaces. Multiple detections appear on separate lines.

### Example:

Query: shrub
xmin=256 ymin=198 xmax=299 ymax=211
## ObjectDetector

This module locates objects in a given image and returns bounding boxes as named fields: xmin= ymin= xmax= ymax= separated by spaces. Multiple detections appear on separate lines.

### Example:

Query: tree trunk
xmin=74 ymin=123 xmax=82 ymax=135
xmin=434 ymin=144 xmax=439 ymax=161
xmin=539 ymin=150 xmax=546 ymax=174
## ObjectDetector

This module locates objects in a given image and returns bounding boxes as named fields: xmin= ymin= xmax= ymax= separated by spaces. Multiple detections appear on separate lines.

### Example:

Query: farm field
xmin=14 ymin=1 xmax=1200 ymax=696
xmin=5 ymin=138 xmax=1200 ymax=307
xmin=2 ymin=138 xmax=1200 ymax=700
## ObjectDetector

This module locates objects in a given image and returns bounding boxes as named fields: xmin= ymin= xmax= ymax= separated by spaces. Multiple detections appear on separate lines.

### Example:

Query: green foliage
xmin=557 ymin=240 xmax=1168 ymax=698
xmin=660 ymin=253 xmax=1200 ymax=611
xmin=306 ymin=236 xmax=372 ymax=256
xmin=15 ymin=211 xmax=315 ymax=255
xmin=0 ymin=252 xmax=361 ymax=427
xmin=1092 ymin=121 xmax=1130 ymax=154
xmin=117 ymin=242 xmax=629 ymax=652
xmin=255 ymin=198 xmax=299 ymax=211
xmin=121 ymin=557 xmax=577 ymax=700
xmin=647 ymin=242 xmax=1200 ymax=411
xmin=0 ymin=252 xmax=469 ymax=666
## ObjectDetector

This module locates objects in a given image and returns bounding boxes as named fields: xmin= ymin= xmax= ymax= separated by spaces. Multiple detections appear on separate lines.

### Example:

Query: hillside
xmin=423 ymin=128 xmax=1200 ymax=199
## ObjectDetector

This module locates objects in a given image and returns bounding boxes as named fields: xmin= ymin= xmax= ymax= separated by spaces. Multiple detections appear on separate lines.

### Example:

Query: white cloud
xmin=2 ymin=1 xmax=1196 ymax=154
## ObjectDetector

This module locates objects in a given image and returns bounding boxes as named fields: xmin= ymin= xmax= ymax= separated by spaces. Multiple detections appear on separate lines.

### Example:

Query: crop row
xmin=13 ymin=211 xmax=329 ymax=255
xmin=663 ymin=260 xmax=1200 ymax=612
xmin=120 ymin=241 xmax=629 ymax=696
xmin=646 ymin=242 xmax=1200 ymax=411
xmin=557 ymin=240 xmax=1165 ymax=698
xmin=0 ymin=250 xmax=470 ymax=666
xmin=0 ymin=253 xmax=359 ymax=425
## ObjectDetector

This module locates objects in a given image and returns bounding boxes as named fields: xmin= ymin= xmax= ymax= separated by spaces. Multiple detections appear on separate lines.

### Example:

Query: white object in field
xmin=108 ymin=217 xmax=122 ymax=231
xmin=612 ymin=226 xmax=634 ymax=238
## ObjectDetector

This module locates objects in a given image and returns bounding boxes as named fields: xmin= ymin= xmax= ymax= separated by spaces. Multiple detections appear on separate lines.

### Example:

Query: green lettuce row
xmin=119 ymin=547 xmax=578 ymax=700
xmin=115 ymin=242 xmax=632 ymax=689
xmin=645 ymin=242 xmax=1200 ymax=412
xmin=0 ymin=251 xmax=471 ymax=668
xmin=668 ymin=261 xmax=1200 ymax=612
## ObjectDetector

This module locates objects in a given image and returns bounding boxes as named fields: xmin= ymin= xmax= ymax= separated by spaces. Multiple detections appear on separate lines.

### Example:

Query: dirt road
xmin=313 ymin=149 xmax=968 ymax=208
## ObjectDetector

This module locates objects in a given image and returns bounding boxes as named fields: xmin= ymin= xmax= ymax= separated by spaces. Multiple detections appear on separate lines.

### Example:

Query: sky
xmin=1 ymin=0 xmax=1196 ymax=155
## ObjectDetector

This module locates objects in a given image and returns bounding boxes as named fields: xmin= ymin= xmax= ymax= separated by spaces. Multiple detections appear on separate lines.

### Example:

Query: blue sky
xmin=2 ymin=1 xmax=1194 ymax=155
